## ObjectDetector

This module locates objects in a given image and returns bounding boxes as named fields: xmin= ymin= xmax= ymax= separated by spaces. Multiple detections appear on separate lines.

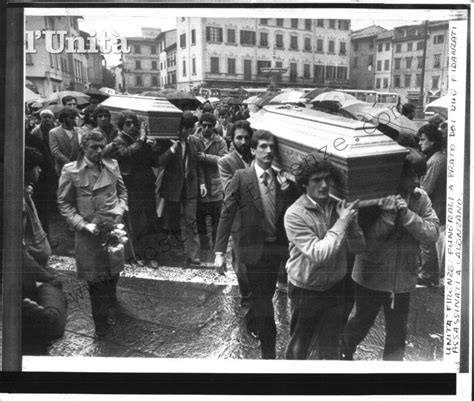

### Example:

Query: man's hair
xmin=199 ymin=112 xmax=217 ymax=126
xmin=218 ymin=109 xmax=229 ymax=118
xmin=80 ymin=130 xmax=106 ymax=148
xmin=93 ymin=106 xmax=111 ymax=122
xmin=292 ymin=152 xmax=344 ymax=191
xmin=202 ymin=103 xmax=214 ymax=113
xmin=61 ymin=95 xmax=77 ymax=106
xmin=250 ymin=129 xmax=274 ymax=149
xmin=25 ymin=146 xmax=44 ymax=171
xmin=401 ymin=148 xmax=427 ymax=177
xmin=180 ymin=110 xmax=197 ymax=130
xmin=58 ymin=106 xmax=79 ymax=123
xmin=117 ymin=110 xmax=139 ymax=130
xmin=418 ymin=123 xmax=444 ymax=152
xmin=230 ymin=120 xmax=253 ymax=142
xmin=401 ymin=102 xmax=416 ymax=115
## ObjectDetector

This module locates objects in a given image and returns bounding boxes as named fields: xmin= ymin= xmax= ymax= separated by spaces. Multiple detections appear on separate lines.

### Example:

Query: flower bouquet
xmin=95 ymin=221 xmax=128 ymax=267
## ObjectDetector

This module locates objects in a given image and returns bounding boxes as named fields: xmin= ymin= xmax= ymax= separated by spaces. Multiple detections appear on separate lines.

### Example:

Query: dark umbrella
xmin=303 ymin=86 xmax=331 ymax=100
xmin=221 ymin=97 xmax=242 ymax=105
xmin=44 ymin=90 xmax=90 ymax=107
xmin=165 ymin=91 xmax=202 ymax=111
xmin=85 ymin=88 xmax=110 ymax=102
xmin=141 ymin=90 xmax=167 ymax=97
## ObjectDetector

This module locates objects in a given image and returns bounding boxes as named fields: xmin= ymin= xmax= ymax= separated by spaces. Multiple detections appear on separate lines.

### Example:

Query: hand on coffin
xmin=139 ymin=120 xmax=148 ymax=141
xmin=380 ymin=195 xmax=398 ymax=215
xmin=200 ymin=184 xmax=207 ymax=198
xmin=214 ymin=254 xmax=227 ymax=275
xmin=336 ymin=199 xmax=358 ymax=223
xmin=395 ymin=195 xmax=408 ymax=217
xmin=276 ymin=171 xmax=290 ymax=191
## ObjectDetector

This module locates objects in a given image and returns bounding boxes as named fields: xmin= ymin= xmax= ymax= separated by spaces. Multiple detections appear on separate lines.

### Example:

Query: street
xmin=33 ymin=209 xmax=444 ymax=361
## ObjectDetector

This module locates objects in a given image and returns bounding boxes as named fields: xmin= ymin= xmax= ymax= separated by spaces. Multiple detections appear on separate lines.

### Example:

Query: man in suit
xmin=215 ymin=109 xmax=233 ymax=150
xmin=158 ymin=111 xmax=206 ymax=265
xmin=49 ymin=106 xmax=82 ymax=176
xmin=57 ymin=130 xmax=128 ymax=337
xmin=217 ymin=120 xmax=253 ymax=305
xmin=214 ymin=130 xmax=297 ymax=359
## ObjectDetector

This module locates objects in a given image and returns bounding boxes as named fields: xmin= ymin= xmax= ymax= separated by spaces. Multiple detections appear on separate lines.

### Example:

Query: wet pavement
xmin=15 ymin=209 xmax=445 ymax=361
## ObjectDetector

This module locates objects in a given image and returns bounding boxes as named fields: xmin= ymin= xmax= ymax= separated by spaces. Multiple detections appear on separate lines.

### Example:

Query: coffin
xmin=100 ymin=95 xmax=183 ymax=139
xmin=248 ymin=105 xmax=408 ymax=203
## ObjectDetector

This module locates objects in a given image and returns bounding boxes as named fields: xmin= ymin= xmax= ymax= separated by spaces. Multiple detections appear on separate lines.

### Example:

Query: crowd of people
xmin=22 ymin=94 xmax=446 ymax=360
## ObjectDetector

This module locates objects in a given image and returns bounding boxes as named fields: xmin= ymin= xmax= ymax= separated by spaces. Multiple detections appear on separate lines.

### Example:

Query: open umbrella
xmin=85 ymin=88 xmax=110 ymax=102
xmin=221 ymin=97 xmax=242 ymax=105
xmin=99 ymin=87 xmax=117 ymax=95
xmin=207 ymin=97 xmax=220 ymax=104
xmin=165 ymin=91 xmax=202 ymax=111
xmin=303 ymin=87 xmax=331 ymax=100
xmin=37 ymin=104 xmax=64 ymax=117
xmin=24 ymin=87 xmax=43 ymax=102
xmin=45 ymin=90 xmax=90 ymax=107
xmin=141 ymin=90 xmax=167 ymax=97
xmin=269 ymin=90 xmax=306 ymax=105
xmin=424 ymin=95 xmax=449 ymax=119
xmin=310 ymin=91 xmax=357 ymax=104
xmin=243 ymin=95 xmax=259 ymax=104
xmin=255 ymin=91 xmax=280 ymax=108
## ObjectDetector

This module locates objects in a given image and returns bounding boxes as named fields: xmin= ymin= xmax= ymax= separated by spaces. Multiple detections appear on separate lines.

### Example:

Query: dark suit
xmin=214 ymin=165 xmax=297 ymax=358
xmin=217 ymin=151 xmax=251 ymax=298
xmin=158 ymin=136 xmax=205 ymax=259
xmin=215 ymin=123 xmax=234 ymax=149
xmin=49 ymin=126 xmax=82 ymax=175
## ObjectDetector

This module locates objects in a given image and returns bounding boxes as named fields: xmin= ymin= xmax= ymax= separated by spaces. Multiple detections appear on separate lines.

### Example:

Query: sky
xmin=26 ymin=7 xmax=464 ymax=67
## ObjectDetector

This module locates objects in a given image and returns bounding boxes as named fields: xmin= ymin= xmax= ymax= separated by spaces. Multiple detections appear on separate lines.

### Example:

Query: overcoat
xmin=57 ymin=156 xmax=128 ymax=281
xmin=49 ymin=126 xmax=82 ymax=175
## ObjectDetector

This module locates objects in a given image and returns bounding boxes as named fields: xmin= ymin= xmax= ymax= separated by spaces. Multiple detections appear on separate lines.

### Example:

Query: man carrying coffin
xmin=284 ymin=154 xmax=365 ymax=359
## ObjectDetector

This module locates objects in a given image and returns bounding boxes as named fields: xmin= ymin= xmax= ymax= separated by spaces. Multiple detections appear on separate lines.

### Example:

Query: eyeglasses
xmin=202 ymin=123 xmax=213 ymax=128
xmin=124 ymin=120 xmax=136 ymax=127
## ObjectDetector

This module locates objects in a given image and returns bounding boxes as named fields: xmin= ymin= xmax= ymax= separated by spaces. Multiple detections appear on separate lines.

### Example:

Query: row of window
xmin=258 ymin=18 xmax=349 ymax=30
xmin=387 ymin=74 xmax=441 ymax=90
xmin=183 ymin=57 xmax=347 ymax=81
xmin=353 ymin=54 xmax=443 ymax=69
xmin=134 ymin=74 xmax=160 ymax=86
xmin=133 ymin=44 xmax=158 ymax=55
xmin=134 ymin=60 xmax=159 ymax=70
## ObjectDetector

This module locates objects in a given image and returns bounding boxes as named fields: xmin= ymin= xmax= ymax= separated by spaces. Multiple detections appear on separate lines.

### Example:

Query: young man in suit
xmin=217 ymin=120 xmax=253 ymax=305
xmin=214 ymin=130 xmax=297 ymax=359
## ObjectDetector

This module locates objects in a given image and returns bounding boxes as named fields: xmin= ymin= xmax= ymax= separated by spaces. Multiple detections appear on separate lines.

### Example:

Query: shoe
xmin=186 ymin=257 xmax=201 ymax=266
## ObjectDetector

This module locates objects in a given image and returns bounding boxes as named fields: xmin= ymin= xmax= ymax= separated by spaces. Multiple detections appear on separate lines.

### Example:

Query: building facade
xmin=350 ymin=25 xmax=387 ymax=90
xmin=374 ymin=30 xmax=393 ymax=91
xmin=425 ymin=20 xmax=449 ymax=104
xmin=175 ymin=17 xmax=351 ymax=91
xmin=121 ymin=27 xmax=161 ymax=94
xmin=157 ymin=29 xmax=177 ymax=89
xmin=25 ymin=16 xmax=89 ymax=96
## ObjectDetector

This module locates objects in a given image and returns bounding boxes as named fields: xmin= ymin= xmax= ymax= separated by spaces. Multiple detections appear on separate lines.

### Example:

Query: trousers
xmin=341 ymin=282 xmax=411 ymax=361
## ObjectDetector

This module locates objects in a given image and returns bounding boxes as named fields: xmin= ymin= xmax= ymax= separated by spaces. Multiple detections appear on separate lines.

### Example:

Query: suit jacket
xmin=214 ymin=165 xmax=297 ymax=264
xmin=215 ymin=123 xmax=234 ymax=143
xmin=57 ymin=157 xmax=128 ymax=281
xmin=157 ymin=136 xmax=205 ymax=202
xmin=49 ymin=126 xmax=82 ymax=175
xmin=218 ymin=150 xmax=248 ymax=193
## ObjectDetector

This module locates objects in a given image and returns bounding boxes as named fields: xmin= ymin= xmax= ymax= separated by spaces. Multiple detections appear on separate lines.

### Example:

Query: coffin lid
xmin=248 ymin=105 xmax=407 ymax=159
xmin=100 ymin=94 xmax=183 ymax=115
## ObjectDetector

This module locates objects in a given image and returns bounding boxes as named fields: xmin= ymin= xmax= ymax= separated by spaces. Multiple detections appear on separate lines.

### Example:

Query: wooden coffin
xmin=100 ymin=95 xmax=183 ymax=139
xmin=248 ymin=105 xmax=408 ymax=203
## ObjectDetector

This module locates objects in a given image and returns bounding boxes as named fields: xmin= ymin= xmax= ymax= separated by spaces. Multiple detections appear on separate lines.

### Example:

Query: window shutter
xmin=206 ymin=27 xmax=210 ymax=41
xmin=252 ymin=31 xmax=256 ymax=45
xmin=218 ymin=28 xmax=223 ymax=42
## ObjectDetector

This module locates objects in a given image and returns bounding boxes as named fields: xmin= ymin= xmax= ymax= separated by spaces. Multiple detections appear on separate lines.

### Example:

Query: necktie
xmin=262 ymin=171 xmax=269 ymax=187
xmin=261 ymin=171 xmax=276 ymax=238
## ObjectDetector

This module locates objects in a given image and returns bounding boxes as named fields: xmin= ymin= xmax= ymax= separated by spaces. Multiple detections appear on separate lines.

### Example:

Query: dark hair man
xmin=217 ymin=120 xmax=253 ymax=305
xmin=417 ymin=124 xmax=447 ymax=286
xmin=92 ymin=106 xmax=119 ymax=143
xmin=104 ymin=110 xmax=158 ymax=267
xmin=195 ymin=112 xmax=228 ymax=251
xmin=61 ymin=95 xmax=77 ymax=108
xmin=57 ymin=131 xmax=128 ymax=337
xmin=157 ymin=111 xmax=206 ymax=265
xmin=23 ymin=147 xmax=67 ymax=353
xmin=341 ymin=149 xmax=439 ymax=360
xmin=401 ymin=103 xmax=416 ymax=120
xmin=215 ymin=109 xmax=234 ymax=149
xmin=49 ymin=106 xmax=82 ymax=176
xmin=284 ymin=154 xmax=365 ymax=359
xmin=214 ymin=130 xmax=297 ymax=359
